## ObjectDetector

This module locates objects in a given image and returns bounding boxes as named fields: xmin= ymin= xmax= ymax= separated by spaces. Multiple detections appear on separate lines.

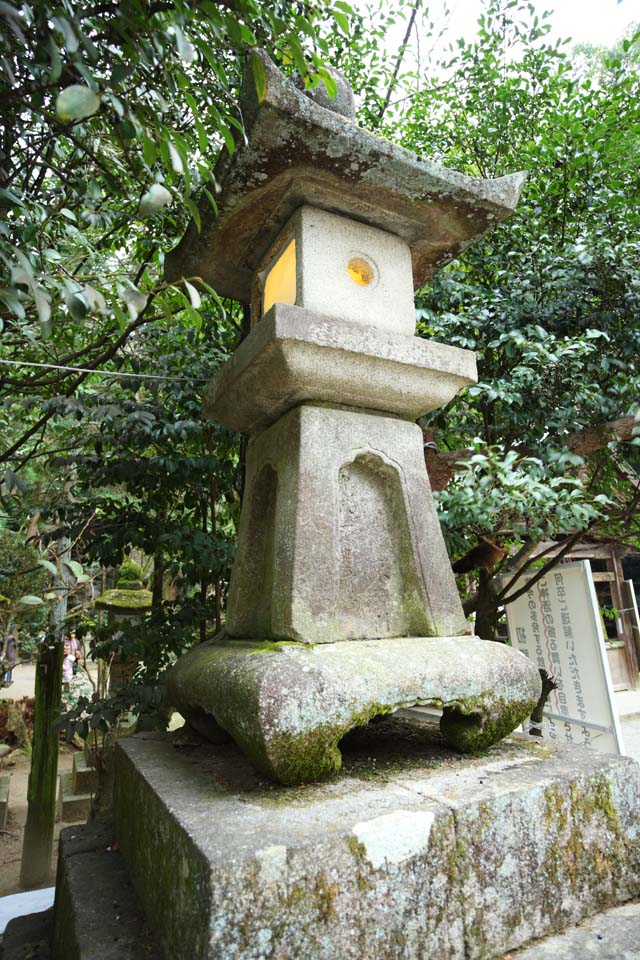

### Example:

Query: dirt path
xmin=0 ymin=747 xmax=80 ymax=896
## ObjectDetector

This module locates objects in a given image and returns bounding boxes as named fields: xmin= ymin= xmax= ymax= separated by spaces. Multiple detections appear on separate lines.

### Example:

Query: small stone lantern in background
xmin=95 ymin=561 xmax=152 ymax=690
xmin=166 ymin=52 xmax=541 ymax=784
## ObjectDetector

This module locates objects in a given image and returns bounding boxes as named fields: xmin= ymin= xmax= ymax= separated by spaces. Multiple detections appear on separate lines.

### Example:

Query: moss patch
xmin=440 ymin=695 xmax=537 ymax=753
xmin=95 ymin=588 xmax=152 ymax=611
xmin=543 ymin=775 xmax=627 ymax=891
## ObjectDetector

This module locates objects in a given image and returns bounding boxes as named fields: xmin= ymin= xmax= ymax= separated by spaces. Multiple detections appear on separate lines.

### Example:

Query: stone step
xmin=2 ymin=908 xmax=52 ymax=960
xmin=50 ymin=820 xmax=159 ymax=960
xmin=71 ymin=753 xmax=98 ymax=795
xmin=507 ymin=900 xmax=640 ymax=959
xmin=56 ymin=771 xmax=90 ymax=823
xmin=0 ymin=774 xmax=10 ymax=830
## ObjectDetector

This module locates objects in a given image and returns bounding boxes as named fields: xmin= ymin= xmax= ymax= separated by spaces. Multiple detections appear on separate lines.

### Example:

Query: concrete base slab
xmin=2 ymin=908 xmax=52 ymax=960
xmin=71 ymin=753 xmax=98 ymax=795
xmin=0 ymin=774 xmax=9 ymax=831
xmin=112 ymin=721 xmax=640 ymax=960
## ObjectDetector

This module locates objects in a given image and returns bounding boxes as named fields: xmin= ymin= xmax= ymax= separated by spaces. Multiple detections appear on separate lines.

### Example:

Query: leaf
xmin=3 ymin=469 xmax=27 ymax=495
xmin=183 ymin=196 xmax=201 ymax=232
xmin=55 ymin=84 xmax=101 ymax=122
xmin=66 ymin=290 xmax=90 ymax=320
xmin=141 ymin=131 xmax=157 ymax=167
xmin=318 ymin=68 xmax=338 ymax=100
xmin=48 ymin=35 xmax=62 ymax=83
xmin=64 ymin=559 xmax=84 ymax=579
xmin=219 ymin=124 xmax=235 ymax=156
xmin=252 ymin=51 xmax=268 ymax=102
xmin=168 ymin=141 xmax=184 ymax=174
xmin=19 ymin=595 xmax=44 ymax=606
xmin=11 ymin=262 xmax=51 ymax=332
xmin=138 ymin=183 xmax=172 ymax=218
xmin=174 ymin=26 xmax=195 ymax=64
xmin=332 ymin=10 xmax=349 ymax=32
xmin=38 ymin=559 xmax=59 ymax=576
xmin=51 ymin=15 xmax=79 ymax=54
xmin=84 ymin=285 xmax=107 ymax=314
xmin=119 ymin=285 xmax=148 ymax=319
xmin=184 ymin=280 xmax=201 ymax=309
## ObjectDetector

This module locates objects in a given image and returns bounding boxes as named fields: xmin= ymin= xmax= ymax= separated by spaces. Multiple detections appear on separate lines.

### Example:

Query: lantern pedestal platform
xmin=166 ymin=635 xmax=540 ymax=784
xmin=48 ymin=724 xmax=640 ymax=960
xmin=203 ymin=302 xmax=476 ymax=434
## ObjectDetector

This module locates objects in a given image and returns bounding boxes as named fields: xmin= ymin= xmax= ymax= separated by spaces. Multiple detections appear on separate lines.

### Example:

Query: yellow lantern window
xmin=263 ymin=239 xmax=297 ymax=316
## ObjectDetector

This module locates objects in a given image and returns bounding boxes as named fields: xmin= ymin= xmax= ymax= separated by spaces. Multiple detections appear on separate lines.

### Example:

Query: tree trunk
xmin=151 ymin=552 xmax=164 ymax=617
xmin=473 ymin=569 xmax=501 ymax=642
xmin=199 ymin=491 xmax=208 ymax=644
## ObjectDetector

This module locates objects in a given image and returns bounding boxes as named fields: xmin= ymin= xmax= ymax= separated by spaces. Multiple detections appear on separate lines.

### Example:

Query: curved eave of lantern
xmin=165 ymin=50 xmax=526 ymax=302
xmin=94 ymin=588 xmax=153 ymax=613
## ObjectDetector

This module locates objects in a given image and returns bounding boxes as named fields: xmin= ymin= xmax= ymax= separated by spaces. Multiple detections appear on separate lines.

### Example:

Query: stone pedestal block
xmin=72 ymin=752 xmax=99 ymax=794
xmin=226 ymin=403 xmax=466 ymax=644
xmin=52 ymin=820 xmax=158 ymax=960
xmin=57 ymin=770 xmax=91 ymax=823
xmin=167 ymin=635 xmax=541 ymax=783
xmin=110 ymin=727 xmax=640 ymax=960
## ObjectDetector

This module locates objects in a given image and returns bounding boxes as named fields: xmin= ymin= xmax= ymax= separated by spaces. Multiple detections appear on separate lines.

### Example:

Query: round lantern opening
xmin=347 ymin=256 xmax=375 ymax=287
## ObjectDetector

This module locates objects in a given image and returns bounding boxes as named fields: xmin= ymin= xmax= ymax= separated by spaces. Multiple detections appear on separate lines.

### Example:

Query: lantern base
xmin=167 ymin=635 xmax=541 ymax=785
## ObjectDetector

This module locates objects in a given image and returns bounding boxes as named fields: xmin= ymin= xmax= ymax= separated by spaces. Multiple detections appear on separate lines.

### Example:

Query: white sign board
xmin=504 ymin=560 xmax=624 ymax=754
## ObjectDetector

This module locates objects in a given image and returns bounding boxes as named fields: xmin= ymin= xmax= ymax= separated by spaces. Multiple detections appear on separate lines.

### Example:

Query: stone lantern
xmin=167 ymin=52 xmax=540 ymax=784
xmin=94 ymin=567 xmax=152 ymax=690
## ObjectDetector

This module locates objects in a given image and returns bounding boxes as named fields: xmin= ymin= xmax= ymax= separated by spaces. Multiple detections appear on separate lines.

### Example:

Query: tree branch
xmin=425 ymin=415 xmax=640 ymax=490
xmin=376 ymin=0 xmax=421 ymax=122
xmin=1 ymin=307 xmax=156 ymax=465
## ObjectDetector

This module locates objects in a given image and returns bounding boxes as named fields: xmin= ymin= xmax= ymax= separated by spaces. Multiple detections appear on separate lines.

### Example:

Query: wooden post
xmin=19 ymin=637 xmax=63 ymax=887
xmin=20 ymin=536 xmax=70 ymax=889
xmin=612 ymin=547 xmax=640 ymax=689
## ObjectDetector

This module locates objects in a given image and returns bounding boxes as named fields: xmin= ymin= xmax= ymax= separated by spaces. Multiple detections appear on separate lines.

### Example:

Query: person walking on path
xmin=3 ymin=624 xmax=18 ymax=686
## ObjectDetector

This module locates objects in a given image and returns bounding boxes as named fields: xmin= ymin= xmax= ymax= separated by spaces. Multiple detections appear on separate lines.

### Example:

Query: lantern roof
xmin=165 ymin=51 xmax=526 ymax=302
xmin=95 ymin=588 xmax=153 ymax=612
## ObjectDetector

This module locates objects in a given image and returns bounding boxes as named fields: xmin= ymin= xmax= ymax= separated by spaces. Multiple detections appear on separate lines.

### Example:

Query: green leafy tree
xmin=0 ymin=528 xmax=47 ymax=639
xmin=0 ymin=0 xmax=351 ymax=467
xmin=0 ymin=0 xmax=356 ymax=705
xmin=372 ymin=1 xmax=640 ymax=637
